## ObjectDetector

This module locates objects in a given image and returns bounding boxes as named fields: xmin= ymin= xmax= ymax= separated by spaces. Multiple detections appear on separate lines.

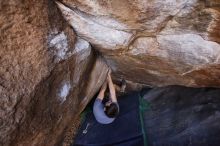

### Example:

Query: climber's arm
xmin=97 ymin=81 xmax=107 ymax=100
xmin=107 ymin=73 xmax=117 ymax=102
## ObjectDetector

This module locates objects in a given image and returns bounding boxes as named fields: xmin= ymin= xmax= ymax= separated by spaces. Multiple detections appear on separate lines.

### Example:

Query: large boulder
xmin=57 ymin=0 xmax=220 ymax=87
xmin=143 ymin=86 xmax=220 ymax=146
xmin=1 ymin=0 xmax=220 ymax=146
xmin=0 ymin=1 xmax=108 ymax=146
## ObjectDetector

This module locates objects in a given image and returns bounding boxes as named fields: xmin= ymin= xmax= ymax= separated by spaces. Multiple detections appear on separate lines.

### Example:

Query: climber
xmin=93 ymin=71 xmax=126 ymax=124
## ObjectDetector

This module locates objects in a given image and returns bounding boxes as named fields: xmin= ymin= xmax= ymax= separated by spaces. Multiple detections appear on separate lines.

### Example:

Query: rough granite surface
xmin=1 ymin=0 xmax=220 ymax=146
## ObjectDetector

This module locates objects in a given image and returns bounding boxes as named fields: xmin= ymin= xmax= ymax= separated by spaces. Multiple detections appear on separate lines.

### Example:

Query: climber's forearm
xmin=108 ymin=75 xmax=117 ymax=102
xmin=109 ymin=86 xmax=117 ymax=102
xmin=97 ymin=90 xmax=105 ymax=100
xmin=97 ymin=81 xmax=107 ymax=100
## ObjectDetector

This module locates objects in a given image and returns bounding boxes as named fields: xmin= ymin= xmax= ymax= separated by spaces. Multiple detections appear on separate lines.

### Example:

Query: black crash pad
xmin=74 ymin=91 xmax=145 ymax=146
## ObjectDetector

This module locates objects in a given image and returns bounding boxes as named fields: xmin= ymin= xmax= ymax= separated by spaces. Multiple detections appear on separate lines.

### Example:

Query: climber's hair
xmin=104 ymin=103 xmax=119 ymax=118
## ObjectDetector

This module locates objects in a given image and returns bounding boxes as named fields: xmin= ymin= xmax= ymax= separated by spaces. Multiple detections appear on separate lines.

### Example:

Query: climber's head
xmin=104 ymin=100 xmax=119 ymax=118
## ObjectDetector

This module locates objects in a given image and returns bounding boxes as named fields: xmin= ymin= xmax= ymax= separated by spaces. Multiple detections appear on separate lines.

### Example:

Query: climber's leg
xmin=114 ymin=79 xmax=126 ymax=93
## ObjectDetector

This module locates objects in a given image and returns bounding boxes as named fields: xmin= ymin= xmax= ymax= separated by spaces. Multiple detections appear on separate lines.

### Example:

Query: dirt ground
xmin=62 ymin=117 xmax=82 ymax=146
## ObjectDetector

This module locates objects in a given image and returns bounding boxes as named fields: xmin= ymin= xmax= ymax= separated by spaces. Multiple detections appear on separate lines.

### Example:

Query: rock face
xmin=143 ymin=86 xmax=220 ymax=146
xmin=0 ymin=1 xmax=108 ymax=146
xmin=58 ymin=0 xmax=220 ymax=87
xmin=1 ymin=0 xmax=220 ymax=146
